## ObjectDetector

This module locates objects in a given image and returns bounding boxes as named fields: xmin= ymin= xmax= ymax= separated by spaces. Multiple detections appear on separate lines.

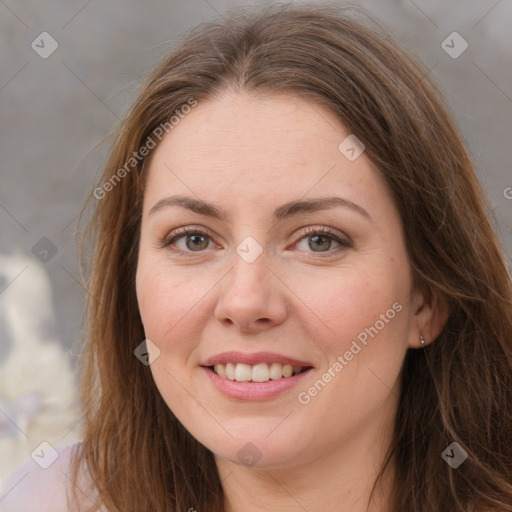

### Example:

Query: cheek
xmin=293 ymin=263 xmax=408 ymax=354
xmin=292 ymin=265 xmax=409 ymax=429
xmin=135 ymin=260 xmax=214 ymax=354
xmin=135 ymin=262 xmax=207 ymax=408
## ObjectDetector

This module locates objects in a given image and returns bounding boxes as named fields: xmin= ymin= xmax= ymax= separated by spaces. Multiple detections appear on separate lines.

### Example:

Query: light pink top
xmin=0 ymin=442 xmax=85 ymax=512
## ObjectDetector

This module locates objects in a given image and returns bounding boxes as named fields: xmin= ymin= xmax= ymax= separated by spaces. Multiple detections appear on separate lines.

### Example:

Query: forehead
xmin=149 ymin=91 xmax=344 ymax=172
xmin=143 ymin=91 xmax=394 ymax=220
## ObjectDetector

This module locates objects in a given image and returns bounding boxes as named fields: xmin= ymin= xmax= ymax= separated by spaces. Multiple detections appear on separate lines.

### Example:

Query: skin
xmin=135 ymin=90 xmax=447 ymax=512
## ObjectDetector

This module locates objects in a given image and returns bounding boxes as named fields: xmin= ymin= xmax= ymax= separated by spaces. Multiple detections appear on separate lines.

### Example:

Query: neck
xmin=216 ymin=410 xmax=397 ymax=512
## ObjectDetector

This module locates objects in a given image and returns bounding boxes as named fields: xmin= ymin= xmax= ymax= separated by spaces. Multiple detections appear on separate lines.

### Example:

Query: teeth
xmin=212 ymin=362 xmax=306 ymax=382
xmin=282 ymin=364 xmax=293 ymax=378
xmin=252 ymin=363 xmax=269 ymax=382
xmin=226 ymin=362 xmax=236 ymax=380
xmin=215 ymin=363 xmax=227 ymax=379
xmin=269 ymin=362 xmax=283 ymax=380
xmin=234 ymin=363 xmax=252 ymax=382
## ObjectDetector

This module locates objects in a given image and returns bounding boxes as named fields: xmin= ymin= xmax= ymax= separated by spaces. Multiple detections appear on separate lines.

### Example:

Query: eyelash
xmin=158 ymin=226 xmax=353 ymax=258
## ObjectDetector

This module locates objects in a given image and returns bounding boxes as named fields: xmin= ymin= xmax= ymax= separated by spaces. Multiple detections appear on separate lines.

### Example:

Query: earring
xmin=420 ymin=333 xmax=426 ymax=345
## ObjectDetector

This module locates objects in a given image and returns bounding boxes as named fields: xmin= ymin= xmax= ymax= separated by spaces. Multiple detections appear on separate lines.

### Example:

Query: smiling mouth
xmin=207 ymin=362 xmax=312 ymax=382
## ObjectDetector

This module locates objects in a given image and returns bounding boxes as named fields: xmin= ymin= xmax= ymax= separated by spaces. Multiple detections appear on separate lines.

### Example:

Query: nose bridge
xmin=214 ymin=240 xmax=287 ymax=330
xmin=226 ymin=243 xmax=272 ymax=303
xmin=227 ymin=228 xmax=270 ymax=289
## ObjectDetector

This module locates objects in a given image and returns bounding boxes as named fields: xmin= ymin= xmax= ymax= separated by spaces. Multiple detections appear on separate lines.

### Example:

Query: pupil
xmin=310 ymin=235 xmax=330 ymax=252
xmin=187 ymin=234 xmax=208 ymax=251
xmin=185 ymin=234 xmax=331 ymax=252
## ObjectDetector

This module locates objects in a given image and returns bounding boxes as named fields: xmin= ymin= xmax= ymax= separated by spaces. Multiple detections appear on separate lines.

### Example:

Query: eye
xmin=159 ymin=227 xmax=214 ymax=255
xmin=159 ymin=226 xmax=352 ymax=257
xmin=294 ymin=226 xmax=352 ymax=255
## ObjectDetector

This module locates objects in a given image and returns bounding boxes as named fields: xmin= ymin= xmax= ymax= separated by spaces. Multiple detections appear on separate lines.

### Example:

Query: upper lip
xmin=202 ymin=351 xmax=314 ymax=368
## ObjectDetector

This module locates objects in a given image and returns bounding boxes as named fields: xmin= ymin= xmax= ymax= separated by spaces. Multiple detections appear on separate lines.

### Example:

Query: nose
xmin=214 ymin=250 xmax=288 ymax=333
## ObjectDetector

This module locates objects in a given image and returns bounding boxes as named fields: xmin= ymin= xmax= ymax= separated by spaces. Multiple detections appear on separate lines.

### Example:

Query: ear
xmin=408 ymin=286 xmax=449 ymax=348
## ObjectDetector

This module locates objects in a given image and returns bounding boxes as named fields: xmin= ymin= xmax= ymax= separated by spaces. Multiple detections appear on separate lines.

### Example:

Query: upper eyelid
xmin=162 ymin=225 xmax=352 ymax=250
xmin=164 ymin=225 xmax=347 ymax=240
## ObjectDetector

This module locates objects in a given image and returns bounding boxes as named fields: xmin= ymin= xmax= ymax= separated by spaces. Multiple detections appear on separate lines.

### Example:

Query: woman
xmin=2 ymin=3 xmax=511 ymax=511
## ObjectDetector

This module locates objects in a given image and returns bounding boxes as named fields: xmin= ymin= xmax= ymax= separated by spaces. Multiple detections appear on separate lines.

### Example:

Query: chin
xmin=189 ymin=423 xmax=312 ymax=470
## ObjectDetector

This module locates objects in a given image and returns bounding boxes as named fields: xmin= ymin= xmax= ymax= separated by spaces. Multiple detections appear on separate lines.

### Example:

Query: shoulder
xmin=0 ymin=441 xmax=83 ymax=512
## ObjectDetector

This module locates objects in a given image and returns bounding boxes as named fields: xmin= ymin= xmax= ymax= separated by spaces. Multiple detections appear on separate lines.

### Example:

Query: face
xmin=136 ymin=91 xmax=429 ymax=470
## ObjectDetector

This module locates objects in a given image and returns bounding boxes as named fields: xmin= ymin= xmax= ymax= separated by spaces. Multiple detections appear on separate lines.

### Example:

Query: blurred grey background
xmin=0 ymin=0 xmax=511 ymax=479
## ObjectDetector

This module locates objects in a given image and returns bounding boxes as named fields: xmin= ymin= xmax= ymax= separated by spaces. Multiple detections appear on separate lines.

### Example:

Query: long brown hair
xmin=71 ymin=4 xmax=512 ymax=511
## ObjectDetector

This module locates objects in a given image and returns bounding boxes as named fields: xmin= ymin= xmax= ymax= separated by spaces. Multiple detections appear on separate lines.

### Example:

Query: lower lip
xmin=201 ymin=366 xmax=313 ymax=401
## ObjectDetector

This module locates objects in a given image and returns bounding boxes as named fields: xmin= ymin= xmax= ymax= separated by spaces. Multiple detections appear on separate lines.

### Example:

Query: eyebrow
xmin=148 ymin=194 xmax=371 ymax=222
